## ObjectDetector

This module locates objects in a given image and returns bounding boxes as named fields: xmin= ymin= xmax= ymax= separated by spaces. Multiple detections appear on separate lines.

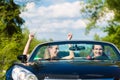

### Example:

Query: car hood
xmin=18 ymin=60 xmax=120 ymax=79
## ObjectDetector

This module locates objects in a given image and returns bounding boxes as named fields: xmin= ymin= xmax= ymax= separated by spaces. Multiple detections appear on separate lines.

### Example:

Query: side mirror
xmin=17 ymin=55 xmax=27 ymax=63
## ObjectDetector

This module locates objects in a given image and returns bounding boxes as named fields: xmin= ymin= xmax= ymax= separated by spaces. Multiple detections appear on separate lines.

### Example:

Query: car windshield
xmin=28 ymin=41 xmax=120 ymax=61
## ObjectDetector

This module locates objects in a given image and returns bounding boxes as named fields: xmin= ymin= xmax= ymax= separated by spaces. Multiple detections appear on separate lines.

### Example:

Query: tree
xmin=106 ymin=0 xmax=120 ymax=21
xmin=0 ymin=0 xmax=24 ymax=37
xmin=81 ymin=0 xmax=120 ymax=49
xmin=102 ymin=25 xmax=120 ymax=49
xmin=0 ymin=0 xmax=45 ymax=80
xmin=0 ymin=0 xmax=24 ymax=79
xmin=94 ymin=33 xmax=101 ymax=41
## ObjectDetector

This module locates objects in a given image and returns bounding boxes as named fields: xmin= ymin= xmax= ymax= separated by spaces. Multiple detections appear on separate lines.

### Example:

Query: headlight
xmin=12 ymin=65 xmax=38 ymax=80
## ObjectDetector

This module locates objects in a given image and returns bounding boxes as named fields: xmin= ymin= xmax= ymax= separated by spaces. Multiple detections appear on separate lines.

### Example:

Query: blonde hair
xmin=44 ymin=47 xmax=51 ymax=59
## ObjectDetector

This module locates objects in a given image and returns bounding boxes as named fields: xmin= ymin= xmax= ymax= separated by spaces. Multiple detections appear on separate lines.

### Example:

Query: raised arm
xmin=67 ymin=33 xmax=72 ymax=40
xmin=62 ymin=33 xmax=74 ymax=59
xmin=23 ymin=33 xmax=34 ymax=57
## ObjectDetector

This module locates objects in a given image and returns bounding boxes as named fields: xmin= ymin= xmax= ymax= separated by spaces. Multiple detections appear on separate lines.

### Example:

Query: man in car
xmin=86 ymin=44 xmax=109 ymax=60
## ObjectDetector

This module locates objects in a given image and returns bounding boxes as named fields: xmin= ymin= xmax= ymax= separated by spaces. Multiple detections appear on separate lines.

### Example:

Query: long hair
xmin=44 ymin=46 xmax=52 ymax=59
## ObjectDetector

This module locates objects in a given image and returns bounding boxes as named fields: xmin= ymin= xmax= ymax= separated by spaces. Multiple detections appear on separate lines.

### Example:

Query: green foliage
xmin=94 ymin=33 xmax=101 ymax=41
xmin=0 ymin=1 xmax=25 ymax=78
xmin=0 ymin=0 xmax=25 ymax=37
xmin=82 ymin=0 xmax=107 ymax=34
xmin=0 ymin=33 xmax=23 ymax=79
xmin=106 ymin=0 xmax=120 ymax=21
xmin=82 ymin=0 xmax=120 ymax=49
xmin=102 ymin=26 xmax=120 ymax=49
xmin=0 ymin=0 xmax=46 ymax=80
xmin=0 ymin=29 xmax=44 ymax=79
xmin=0 ymin=1 xmax=24 ymax=77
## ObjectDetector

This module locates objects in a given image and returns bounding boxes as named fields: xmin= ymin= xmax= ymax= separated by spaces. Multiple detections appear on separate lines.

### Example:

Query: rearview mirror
xmin=69 ymin=45 xmax=85 ymax=51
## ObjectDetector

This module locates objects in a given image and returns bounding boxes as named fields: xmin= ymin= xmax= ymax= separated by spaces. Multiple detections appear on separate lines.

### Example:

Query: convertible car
xmin=6 ymin=40 xmax=120 ymax=80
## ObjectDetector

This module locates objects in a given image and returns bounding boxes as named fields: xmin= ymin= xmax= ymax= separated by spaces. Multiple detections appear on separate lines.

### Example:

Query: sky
xmin=14 ymin=0 xmax=114 ymax=41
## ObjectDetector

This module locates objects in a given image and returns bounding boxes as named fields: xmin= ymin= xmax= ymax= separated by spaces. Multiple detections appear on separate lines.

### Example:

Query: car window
xmin=104 ymin=46 xmax=118 ymax=60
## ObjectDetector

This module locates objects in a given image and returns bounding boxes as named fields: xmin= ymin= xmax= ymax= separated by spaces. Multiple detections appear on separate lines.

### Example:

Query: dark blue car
xmin=5 ymin=40 xmax=120 ymax=80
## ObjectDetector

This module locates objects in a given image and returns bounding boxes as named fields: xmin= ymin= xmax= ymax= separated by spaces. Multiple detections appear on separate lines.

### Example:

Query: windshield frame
xmin=27 ymin=40 xmax=120 ymax=62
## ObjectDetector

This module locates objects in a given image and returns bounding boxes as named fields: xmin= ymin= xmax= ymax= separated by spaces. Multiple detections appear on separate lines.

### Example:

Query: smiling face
xmin=92 ymin=45 xmax=104 ymax=57
xmin=48 ymin=45 xmax=59 ymax=58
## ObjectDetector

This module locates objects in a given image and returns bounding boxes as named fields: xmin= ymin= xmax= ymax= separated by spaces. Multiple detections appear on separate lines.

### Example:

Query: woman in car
xmin=23 ymin=33 xmax=74 ymax=60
